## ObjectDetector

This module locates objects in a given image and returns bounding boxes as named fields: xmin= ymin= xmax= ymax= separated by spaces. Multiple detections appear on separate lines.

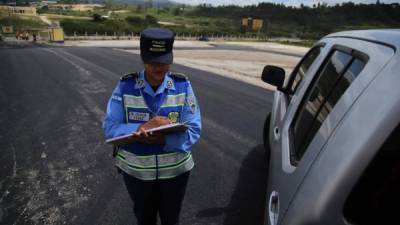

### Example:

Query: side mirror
xmin=261 ymin=65 xmax=285 ymax=91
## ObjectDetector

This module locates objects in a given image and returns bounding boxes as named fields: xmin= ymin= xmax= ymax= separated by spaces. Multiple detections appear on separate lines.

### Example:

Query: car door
xmin=266 ymin=37 xmax=395 ymax=225
xmin=281 ymin=38 xmax=397 ymax=225
xmin=267 ymin=44 xmax=326 ymax=225
xmin=269 ymin=44 xmax=325 ymax=157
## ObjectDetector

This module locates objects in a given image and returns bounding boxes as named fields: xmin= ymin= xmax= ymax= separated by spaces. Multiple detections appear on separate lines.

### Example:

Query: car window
xmin=290 ymin=49 xmax=366 ymax=165
xmin=288 ymin=46 xmax=322 ymax=99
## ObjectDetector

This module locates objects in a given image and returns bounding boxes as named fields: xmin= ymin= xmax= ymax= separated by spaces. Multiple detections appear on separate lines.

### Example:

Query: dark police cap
xmin=140 ymin=28 xmax=175 ymax=64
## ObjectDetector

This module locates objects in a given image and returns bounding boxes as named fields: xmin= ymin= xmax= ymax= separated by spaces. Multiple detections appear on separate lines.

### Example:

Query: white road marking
xmin=43 ymin=48 xmax=107 ymax=122
xmin=43 ymin=48 xmax=91 ymax=76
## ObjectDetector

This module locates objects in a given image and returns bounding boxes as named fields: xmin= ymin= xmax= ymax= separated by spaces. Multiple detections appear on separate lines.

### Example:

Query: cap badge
xmin=167 ymin=80 xmax=173 ymax=89
xmin=150 ymin=40 xmax=166 ymax=52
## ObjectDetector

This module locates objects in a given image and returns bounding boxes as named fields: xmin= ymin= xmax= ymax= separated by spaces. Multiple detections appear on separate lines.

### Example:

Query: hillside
xmin=2 ymin=1 xmax=399 ymax=41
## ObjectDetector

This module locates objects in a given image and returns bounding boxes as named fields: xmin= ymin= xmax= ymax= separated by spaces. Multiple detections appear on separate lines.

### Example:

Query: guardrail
xmin=64 ymin=33 xmax=269 ymax=42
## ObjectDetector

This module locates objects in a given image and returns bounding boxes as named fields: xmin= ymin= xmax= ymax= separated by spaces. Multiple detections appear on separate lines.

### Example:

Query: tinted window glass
xmin=291 ymin=50 xmax=365 ymax=164
xmin=289 ymin=47 xmax=322 ymax=97
xmin=307 ymin=59 xmax=365 ymax=148
xmin=328 ymin=58 xmax=365 ymax=105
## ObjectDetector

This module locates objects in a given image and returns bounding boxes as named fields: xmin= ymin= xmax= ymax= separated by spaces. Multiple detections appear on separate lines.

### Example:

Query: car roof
xmin=323 ymin=29 xmax=400 ymax=50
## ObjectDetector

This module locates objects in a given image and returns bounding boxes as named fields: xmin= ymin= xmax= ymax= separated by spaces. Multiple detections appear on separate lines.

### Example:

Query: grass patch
xmin=44 ymin=13 xmax=92 ymax=20
xmin=0 ymin=15 xmax=47 ymax=31
xmin=60 ymin=18 xmax=146 ymax=35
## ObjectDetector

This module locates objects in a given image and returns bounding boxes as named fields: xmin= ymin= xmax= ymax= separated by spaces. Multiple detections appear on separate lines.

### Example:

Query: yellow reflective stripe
xmin=117 ymin=155 xmax=156 ymax=171
xmin=158 ymin=175 xmax=177 ymax=180
xmin=159 ymin=154 xmax=192 ymax=170
xmin=158 ymin=152 xmax=191 ymax=166
xmin=158 ymin=157 xmax=194 ymax=179
xmin=161 ymin=93 xmax=186 ymax=108
xmin=117 ymin=156 xmax=192 ymax=171
xmin=118 ymin=150 xmax=156 ymax=167
xmin=117 ymin=150 xmax=192 ymax=170
xmin=161 ymin=104 xmax=184 ymax=108
xmin=116 ymin=153 xmax=194 ymax=180
xmin=123 ymin=94 xmax=147 ymax=108
xmin=158 ymin=152 xmax=180 ymax=157
xmin=158 ymin=152 xmax=190 ymax=167
xmin=132 ymin=154 xmax=156 ymax=159
xmin=115 ymin=158 xmax=156 ymax=180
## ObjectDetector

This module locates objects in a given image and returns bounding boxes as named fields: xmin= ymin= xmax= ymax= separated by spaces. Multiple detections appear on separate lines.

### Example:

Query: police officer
xmin=103 ymin=28 xmax=201 ymax=225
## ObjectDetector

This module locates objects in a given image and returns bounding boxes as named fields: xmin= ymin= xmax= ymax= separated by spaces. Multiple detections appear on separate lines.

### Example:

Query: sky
xmin=172 ymin=0 xmax=400 ymax=7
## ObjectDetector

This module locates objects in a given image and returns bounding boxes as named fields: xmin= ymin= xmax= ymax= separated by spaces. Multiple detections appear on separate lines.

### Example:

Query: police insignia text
xmin=129 ymin=112 xmax=150 ymax=122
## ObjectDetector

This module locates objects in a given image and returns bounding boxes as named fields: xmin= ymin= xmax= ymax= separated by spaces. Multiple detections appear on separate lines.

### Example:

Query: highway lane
xmin=0 ymin=42 xmax=275 ymax=225
xmin=115 ymin=43 xmax=305 ymax=58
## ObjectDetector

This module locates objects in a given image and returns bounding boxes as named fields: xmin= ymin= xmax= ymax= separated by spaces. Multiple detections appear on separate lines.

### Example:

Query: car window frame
xmin=288 ymin=45 xmax=368 ymax=166
xmin=285 ymin=43 xmax=326 ymax=100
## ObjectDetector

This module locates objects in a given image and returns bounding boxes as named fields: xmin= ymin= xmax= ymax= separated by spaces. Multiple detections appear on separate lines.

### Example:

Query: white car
xmin=261 ymin=29 xmax=400 ymax=225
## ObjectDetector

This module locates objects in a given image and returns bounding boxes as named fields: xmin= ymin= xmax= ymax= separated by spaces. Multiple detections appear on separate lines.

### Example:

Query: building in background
xmin=0 ymin=6 xmax=37 ymax=16
xmin=47 ymin=4 xmax=103 ymax=12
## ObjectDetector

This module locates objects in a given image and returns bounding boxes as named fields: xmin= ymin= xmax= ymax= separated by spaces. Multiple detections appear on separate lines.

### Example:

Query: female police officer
xmin=103 ymin=28 xmax=201 ymax=225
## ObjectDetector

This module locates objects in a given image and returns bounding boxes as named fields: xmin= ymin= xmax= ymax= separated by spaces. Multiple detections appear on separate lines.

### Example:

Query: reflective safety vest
xmin=116 ymin=149 xmax=194 ymax=180
xmin=115 ymin=72 xmax=194 ymax=180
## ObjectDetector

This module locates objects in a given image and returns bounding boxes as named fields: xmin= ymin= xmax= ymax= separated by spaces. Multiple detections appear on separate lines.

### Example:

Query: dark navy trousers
xmin=122 ymin=172 xmax=190 ymax=225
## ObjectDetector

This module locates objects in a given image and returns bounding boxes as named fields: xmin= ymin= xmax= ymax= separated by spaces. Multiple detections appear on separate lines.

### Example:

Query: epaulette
xmin=170 ymin=72 xmax=189 ymax=81
xmin=120 ymin=72 xmax=139 ymax=81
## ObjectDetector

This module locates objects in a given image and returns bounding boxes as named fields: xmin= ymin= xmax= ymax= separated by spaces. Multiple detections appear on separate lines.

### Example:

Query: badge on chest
xmin=129 ymin=111 xmax=150 ymax=122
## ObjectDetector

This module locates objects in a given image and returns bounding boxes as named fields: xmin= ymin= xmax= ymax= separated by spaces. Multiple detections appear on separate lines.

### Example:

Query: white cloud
xmin=172 ymin=0 xmax=400 ymax=7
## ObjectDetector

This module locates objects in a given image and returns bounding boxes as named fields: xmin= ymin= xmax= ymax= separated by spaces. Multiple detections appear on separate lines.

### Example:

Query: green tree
xmin=172 ymin=7 xmax=182 ymax=16
xmin=144 ymin=15 xmax=157 ymax=25
xmin=105 ymin=0 xmax=114 ymax=9
xmin=37 ymin=6 xmax=48 ymax=14
xmin=92 ymin=13 xmax=104 ymax=22
xmin=126 ymin=16 xmax=143 ymax=25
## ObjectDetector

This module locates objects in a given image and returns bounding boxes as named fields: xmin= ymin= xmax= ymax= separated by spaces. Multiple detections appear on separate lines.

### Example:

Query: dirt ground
xmin=65 ymin=40 xmax=309 ymax=90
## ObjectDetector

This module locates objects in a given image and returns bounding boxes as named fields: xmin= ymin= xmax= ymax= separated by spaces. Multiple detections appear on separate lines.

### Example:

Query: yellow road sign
xmin=242 ymin=18 xmax=249 ymax=27
xmin=253 ymin=19 xmax=263 ymax=30
xmin=49 ymin=27 xmax=64 ymax=43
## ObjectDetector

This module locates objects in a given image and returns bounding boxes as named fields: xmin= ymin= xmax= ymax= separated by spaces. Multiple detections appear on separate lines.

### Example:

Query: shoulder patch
xmin=170 ymin=72 xmax=189 ymax=81
xmin=120 ymin=72 xmax=139 ymax=81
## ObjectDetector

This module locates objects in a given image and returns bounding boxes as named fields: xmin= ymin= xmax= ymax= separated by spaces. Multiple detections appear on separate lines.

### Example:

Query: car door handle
xmin=268 ymin=191 xmax=280 ymax=225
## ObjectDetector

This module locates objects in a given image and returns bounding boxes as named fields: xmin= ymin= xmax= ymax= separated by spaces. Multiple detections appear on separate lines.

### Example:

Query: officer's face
xmin=144 ymin=63 xmax=171 ymax=86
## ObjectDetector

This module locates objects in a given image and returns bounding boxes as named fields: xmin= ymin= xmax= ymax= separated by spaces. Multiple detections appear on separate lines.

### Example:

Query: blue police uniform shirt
xmin=103 ymin=70 xmax=201 ymax=155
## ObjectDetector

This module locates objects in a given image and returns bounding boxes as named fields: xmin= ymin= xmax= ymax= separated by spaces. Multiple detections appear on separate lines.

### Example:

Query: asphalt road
xmin=0 ymin=41 xmax=275 ymax=225
xmin=119 ymin=43 xmax=305 ymax=58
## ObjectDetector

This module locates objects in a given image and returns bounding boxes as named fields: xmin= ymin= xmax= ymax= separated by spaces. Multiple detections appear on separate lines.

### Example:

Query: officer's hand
xmin=136 ymin=126 xmax=149 ymax=138
xmin=127 ymin=130 xmax=143 ymax=143
xmin=132 ymin=130 xmax=165 ymax=145
xmin=131 ymin=117 xmax=170 ymax=143
xmin=139 ymin=116 xmax=170 ymax=131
